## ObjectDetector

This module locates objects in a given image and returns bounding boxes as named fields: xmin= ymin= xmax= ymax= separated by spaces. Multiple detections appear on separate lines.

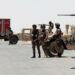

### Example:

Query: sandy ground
xmin=0 ymin=41 xmax=75 ymax=75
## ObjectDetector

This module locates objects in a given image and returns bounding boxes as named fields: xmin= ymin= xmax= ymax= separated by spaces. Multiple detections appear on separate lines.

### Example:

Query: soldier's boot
xmin=31 ymin=47 xmax=36 ymax=58
xmin=38 ymin=55 xmax=41 ymax=58
xmin=43 ymin=56 xmax=48 ymax=58
xmin=37 ymin=45 xmax=41 ymax=58
xmin=31 ymin=56 xmax=36 ymax=58
xmin=38 ymin=51 xmax=41 ymax=58
xmin=61 ymin=40 xmax=67 ymax=49
xmin=31 ymin=52 xmax=36 ymax=58
xmin=42 ymin=46 xmax=48 ymax=58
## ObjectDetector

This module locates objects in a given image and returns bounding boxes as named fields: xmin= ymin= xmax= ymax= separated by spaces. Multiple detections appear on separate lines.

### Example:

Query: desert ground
xmin=0 ymin=41 xmax=75 ymax=75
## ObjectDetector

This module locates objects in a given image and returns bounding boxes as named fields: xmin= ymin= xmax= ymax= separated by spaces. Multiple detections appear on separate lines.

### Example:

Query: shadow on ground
xmin=71 ymin=57 xmax=75 ymax=58
xmin=55 ymin=56 xmax=68 ymax=58
xmin=46 ymin=56 xmax=69 ymax=58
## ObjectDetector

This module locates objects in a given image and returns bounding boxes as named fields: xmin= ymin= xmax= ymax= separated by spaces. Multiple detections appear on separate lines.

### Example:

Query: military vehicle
xmin=57 ymin=14 xmax=75 ymax=50
xmin=0 ymin=19 xmax=19 ymax=44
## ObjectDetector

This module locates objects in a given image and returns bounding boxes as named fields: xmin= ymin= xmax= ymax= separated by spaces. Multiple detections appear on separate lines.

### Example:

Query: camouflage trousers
xmin=40 ymin=40 xmax=48 ymax=57
xmin=32 ymin=40 xmax=41 ymax=57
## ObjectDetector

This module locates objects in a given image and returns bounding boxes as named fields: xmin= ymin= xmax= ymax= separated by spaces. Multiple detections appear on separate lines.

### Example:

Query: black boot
xmin=31 ymin=56 xmax=36 ymax=58
xmin=38 ymin=55 xmax=41 ymax=58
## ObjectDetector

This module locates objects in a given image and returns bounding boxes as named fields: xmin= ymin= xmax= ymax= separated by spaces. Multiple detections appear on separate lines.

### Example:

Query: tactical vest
xmin=56 ymin=28 xmax=62 ymax=39
xmin=40 ymin=29 xmax=46 ymax=40
xmin=32 ymin=29 xmax=39 ymax=40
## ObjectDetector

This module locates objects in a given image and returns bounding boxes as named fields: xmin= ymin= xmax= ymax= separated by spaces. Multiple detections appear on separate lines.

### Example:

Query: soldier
xmin=48 ymin=21 xmax=54 ymax=40
xmin=31 ymin=25 xmax=41 ymax=58
xmin=55 ymin=23 xmax=63 ymax=40
xmin=54 ymin=23 xmax=67 ymax=49
xmin=48 ymin=21 xmax=54 ymax=33
xmin=6 ymin=27 xmax=13 ymax=45
xmin=39 ymin=24 xmax=48 ymax=58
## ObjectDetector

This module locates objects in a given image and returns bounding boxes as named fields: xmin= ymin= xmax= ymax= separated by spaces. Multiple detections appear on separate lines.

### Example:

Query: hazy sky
xmin=0 ymin=0 xmax=75 ymax=33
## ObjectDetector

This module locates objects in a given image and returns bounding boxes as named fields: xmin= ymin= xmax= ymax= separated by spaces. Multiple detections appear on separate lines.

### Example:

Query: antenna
xmin=58 ymin=14 xmax=75 ymax=16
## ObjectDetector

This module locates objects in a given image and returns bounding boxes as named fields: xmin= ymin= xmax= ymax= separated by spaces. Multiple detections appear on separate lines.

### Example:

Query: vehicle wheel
xmin=47 ymin=41 xmax=64 ymax=57
xmin=47 ymin=48 xmax=55 ymax=57
xmin=9 ymin=35 xmax=19 ymax=44
xmin=44 ymin=40 xmax=55 ymax=57
xmin=46 ymin=42 xmax=56 ymax=57
xmin=4 ymin=36 xmax=9 ymax=41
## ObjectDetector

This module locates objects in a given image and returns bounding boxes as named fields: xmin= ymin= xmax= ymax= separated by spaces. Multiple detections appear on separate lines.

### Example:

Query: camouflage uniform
xmin=54 ymin=23 xmax=67 ymax=49
xmin=6 ymin=28 xmax=13 ymax=44
xmin=48 ymin=21 xmax=54 ymax=40
xmin=55 ymin=28 xmax=62 ymax=40
xmin=48 ymin=21 xmax=54 ymax=33
xmin=31 ymin=25 xmax=41 ymax=58
xmin=49 ymin=23 xmax=64 ymax=55
xmin=39 ymin=25 xmax=48 ymax=57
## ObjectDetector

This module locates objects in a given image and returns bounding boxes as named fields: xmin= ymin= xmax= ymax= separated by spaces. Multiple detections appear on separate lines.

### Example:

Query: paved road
xmin=0 ymin=41 xmax=75 ymax=75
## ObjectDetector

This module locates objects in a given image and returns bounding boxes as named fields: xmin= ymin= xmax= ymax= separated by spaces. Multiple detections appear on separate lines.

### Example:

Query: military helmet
xmin=49 ymin=21 xmax=52 ymax=25
xmin=42 ymin=24 xmax=46 ymax=28
xmin=32 ymin=24 xmax=37 ymax=28
xmin=55 ymin=23 xmax=60 ymax=28
xmin=49 ymin=21 xmax=54 ymax=28
xmin=40 ymin=25 xmax=42 ymax=28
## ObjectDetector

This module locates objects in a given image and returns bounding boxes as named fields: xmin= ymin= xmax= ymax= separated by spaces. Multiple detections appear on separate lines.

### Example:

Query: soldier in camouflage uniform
xmin=39 ymin=24 xmax=48 ymax=58
xmin=48 ymin=23 xmax=63 ymax=57
xmin=48 ymin=23 xmax=67 ymax=57
xmin=48 ymin=21 xmax=54 ymax=33
xmin=47 ymin=21 xmax=54 ymax=40
xmin=55 ymin=23 xmax=67 ymax=48
xmin=31 ymin=25 xmax=41 ymax=58
xmin=55 ymin=23 xmax=67 ymax=51
xmin=6 ymin=27 xmax=13 ymax=45
xmin=55 ymin=23 xmax=63 ymax=40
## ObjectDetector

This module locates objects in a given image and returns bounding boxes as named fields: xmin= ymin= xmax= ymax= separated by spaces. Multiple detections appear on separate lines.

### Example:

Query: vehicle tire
xmin=44 ymin=40 xmax=55 ymax=57
xmin=47 ymin=48 xmax=55 ymax=57
xmin=46 ymin=42 xmax=56 ymax=57
xmin=4 ymin=36 xmax=9 ymax=41
xmin=9 ymin=35 xmax=19 ymax=44
xmin=47 ymin=41 xmax=64 ymax=57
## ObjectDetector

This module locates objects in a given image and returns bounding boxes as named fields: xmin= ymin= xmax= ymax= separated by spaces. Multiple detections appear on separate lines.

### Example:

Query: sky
xmin=0 ymin=0 xmax=75 ymax=33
